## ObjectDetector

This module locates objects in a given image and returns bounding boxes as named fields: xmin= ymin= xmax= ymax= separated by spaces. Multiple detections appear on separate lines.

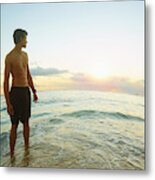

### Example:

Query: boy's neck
xmin=14 ymin=44 xmax=22 ymax=53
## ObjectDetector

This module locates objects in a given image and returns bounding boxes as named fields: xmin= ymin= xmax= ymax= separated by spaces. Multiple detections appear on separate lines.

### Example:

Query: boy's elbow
xmin=3 ymin=80 xmax=9 ymax=92
xmin=3 ymin=78 xmax=9 ymax=86
xmin=28 ymin=75 xmax=33 ymax=84
xmin=28 ymin=74 xmax=32 ymax=81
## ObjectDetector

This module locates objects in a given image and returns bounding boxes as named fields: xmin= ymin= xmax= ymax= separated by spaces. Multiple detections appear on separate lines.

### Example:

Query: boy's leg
xmin=23 ymin=120 xmax=30 ymax=150
xmin=10 ymin=123 xmax=19 ymax=157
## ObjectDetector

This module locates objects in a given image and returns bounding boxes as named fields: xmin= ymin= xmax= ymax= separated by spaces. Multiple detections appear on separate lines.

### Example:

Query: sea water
xmin=0 ymin=90 xmax=144 ymax=169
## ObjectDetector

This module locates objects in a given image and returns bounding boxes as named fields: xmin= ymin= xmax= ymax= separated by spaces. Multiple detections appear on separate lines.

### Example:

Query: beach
xmin=0 ymin=90 xmax=144 ymax=169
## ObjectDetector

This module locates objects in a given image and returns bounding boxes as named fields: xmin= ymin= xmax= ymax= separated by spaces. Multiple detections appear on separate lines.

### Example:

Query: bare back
xmin=6 ymin=50 xmax=29 ymax=87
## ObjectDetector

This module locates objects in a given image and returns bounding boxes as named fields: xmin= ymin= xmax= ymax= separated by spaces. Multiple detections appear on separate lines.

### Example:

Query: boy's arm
xmin=3 ymin=55 xmax=11 ymax=106
xmin=3 ymin=55 xmax=14 ymax=115
xmin=27 ymin=64 xmax=38 ymax=102
xmin=27 ymin=64 xmax=36 ymax=93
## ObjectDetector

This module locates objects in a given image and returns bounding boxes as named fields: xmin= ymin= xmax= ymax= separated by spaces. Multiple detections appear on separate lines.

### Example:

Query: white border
xmin=1 ymin=0 xmax=154 ymax=179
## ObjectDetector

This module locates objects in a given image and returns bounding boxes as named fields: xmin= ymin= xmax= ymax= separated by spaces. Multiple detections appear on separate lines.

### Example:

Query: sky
xmin=0 ymin=0 xmax=144 ymax=95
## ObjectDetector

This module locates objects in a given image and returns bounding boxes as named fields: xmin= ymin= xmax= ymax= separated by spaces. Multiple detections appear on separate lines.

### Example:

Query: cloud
xmin=30 ymin=66 xmax=68 ymax=76
xmin=104 ymin=77 xmax=144 ymax=95
xmin=70 ymin=73 xmax=144 ymax=96
xmin=0 ymin=70 xmax=144 ymax=96
xmin=0 ymin=67 xmax=144 ymax=96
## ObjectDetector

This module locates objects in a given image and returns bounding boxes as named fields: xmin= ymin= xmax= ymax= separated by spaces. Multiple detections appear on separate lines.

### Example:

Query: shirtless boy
xmin=3 ymin=29 xmax=38 ymax=158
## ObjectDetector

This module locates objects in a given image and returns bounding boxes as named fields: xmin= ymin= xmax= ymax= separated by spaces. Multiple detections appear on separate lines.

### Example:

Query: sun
xmin=91 ymin=69 xmax=107 ymax=79
xmin=88 ymin=65 xmax=111 ymax=79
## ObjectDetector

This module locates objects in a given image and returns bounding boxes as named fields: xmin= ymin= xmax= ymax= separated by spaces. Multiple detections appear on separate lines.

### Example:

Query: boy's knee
xmin=23 ymin=121 xmax=29 ymax=127
xmin=11 ymin=123 xmax=18 ymax=130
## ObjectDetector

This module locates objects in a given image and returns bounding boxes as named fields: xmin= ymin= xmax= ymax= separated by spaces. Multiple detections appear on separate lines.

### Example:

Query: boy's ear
xmin=19 ymin=37 xmax=23 ymax=42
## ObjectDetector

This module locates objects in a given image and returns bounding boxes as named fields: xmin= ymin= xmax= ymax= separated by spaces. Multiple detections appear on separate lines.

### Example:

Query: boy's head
xmin=13 ymin=29 xmax=28 ymax=48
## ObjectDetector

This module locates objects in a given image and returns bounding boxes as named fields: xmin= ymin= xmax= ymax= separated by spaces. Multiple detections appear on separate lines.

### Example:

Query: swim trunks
xmin=9 ymin=86 xmax=31 ymax=124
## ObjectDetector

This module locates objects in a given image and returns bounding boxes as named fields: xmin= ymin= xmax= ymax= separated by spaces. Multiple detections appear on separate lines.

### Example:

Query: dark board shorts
xmin=9 ymin=86 xmax=31 ymax=125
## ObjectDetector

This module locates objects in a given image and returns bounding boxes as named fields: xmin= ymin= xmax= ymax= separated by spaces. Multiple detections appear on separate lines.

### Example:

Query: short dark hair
xmin=13 ymin=29 xmax=28 ymax=44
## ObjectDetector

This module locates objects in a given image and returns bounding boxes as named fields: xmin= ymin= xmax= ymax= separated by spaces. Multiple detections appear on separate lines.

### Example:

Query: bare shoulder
xmin=5 ymin=51 xmax=13 ymax=63
xmin=22 ymin=51 xmax=29 ymax=60
xmin=6 ymin=48 xmax=17 ymax=58
xmin=22 ymin=51 xmax=28 ymax=57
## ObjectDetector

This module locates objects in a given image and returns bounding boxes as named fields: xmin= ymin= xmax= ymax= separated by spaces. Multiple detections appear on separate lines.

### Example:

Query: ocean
xmin=0 ymin=90 xmax=145 ymax=169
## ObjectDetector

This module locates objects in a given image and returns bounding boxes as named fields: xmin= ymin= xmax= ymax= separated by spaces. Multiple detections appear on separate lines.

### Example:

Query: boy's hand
xmin=33 ymin=92 xmax=38 ymax=102
xmin=7 ymin=103 xmax=14 ymax=116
